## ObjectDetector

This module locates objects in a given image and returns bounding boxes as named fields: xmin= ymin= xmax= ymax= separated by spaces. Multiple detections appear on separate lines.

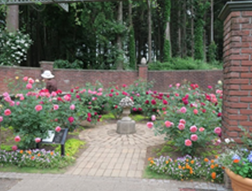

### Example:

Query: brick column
xmin=219 ymin=1 xmax=252 ymax=143
xmin=39 ymin=61 xmax=54 ymax=72
xmin=138 ymin=65 xmax=148 ymax=81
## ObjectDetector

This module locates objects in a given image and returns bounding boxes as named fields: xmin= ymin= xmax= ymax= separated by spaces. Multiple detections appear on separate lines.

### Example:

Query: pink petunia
xmin=214 ymin=127 xmax=222 ymax=135
xmin=26 ymin=83 xmax=32 ymax=89
xmin=55 ymin=126 xmax=61 ymax=132
xmin=178 ymin=123 xmax=185 ymax=130
xmin=0 ymin=116 xmax=3 ymax=122
xmin=35 ymin=105 xmax=43 ymax=112
xmin=199 ymin=127 xmax=205 ymax=132
xmin=151 ymin=115 xmax=156 ymax=121
xmin=70 ymin=104 xmax=75 ymax=110
xmin=165 ymin=121 xmax=174 ymax=128
xmin=191 ymin=134 xmax=198 ymax=141
xmin=14 ymin=136 xmax=21 ymax=142
xmin=35 ymin=137 xmax=41 ymax=143
xmin=185 ymin=139 xmax=192 ymax=146
xmin=4 ymin=109 xmax=11 ymax=116
xmin=179 ymin=107 xmax=187 ymax=113
xmin=53 ymin=105 xmax=59 ymax=110
xmin=190 ymin=125 xmax=197 ymax=133
xmin=147 ymin=122 xmax=154 ymax=129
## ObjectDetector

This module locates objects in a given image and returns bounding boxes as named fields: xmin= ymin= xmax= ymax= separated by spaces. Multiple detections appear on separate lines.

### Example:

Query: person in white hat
xmin=41 ymin=70 xmax=57 ymax=93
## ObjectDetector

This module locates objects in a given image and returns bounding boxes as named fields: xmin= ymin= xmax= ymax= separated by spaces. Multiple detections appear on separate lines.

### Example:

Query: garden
xmin=0 ymin=75 xmax=251 ymax=187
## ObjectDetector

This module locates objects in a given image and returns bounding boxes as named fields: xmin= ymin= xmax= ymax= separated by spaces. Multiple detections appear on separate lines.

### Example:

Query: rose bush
xmin=0 ymin=77 xmax=100 ymax=149
xmin=149 ymin=81 xmax=223 ymax=156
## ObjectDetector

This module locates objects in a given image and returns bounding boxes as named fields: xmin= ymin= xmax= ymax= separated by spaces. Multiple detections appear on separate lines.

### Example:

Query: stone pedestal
xmin=117 ymin=120 xmax=136 ymax=134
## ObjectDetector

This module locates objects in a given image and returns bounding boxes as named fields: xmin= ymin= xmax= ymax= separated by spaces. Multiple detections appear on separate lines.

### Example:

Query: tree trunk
xmin=147 ymin=0 xmax=152 ymax=63
xmin=178 ymin=1 xmax=181 ymax=57
xmin=191 ymin=0 xmax=194 ymax=58
xmin=211 ymin=0 xmax=214 ymax=42
xmin=6 ymin=5 xmax=19 ymax=32
xmin=163 ymin=0 xmax=171 ymax=62
xmin=117 ymin=1 xmax=123 ymax=70
xmin=182 ymin=0 xmax=187 ymax=58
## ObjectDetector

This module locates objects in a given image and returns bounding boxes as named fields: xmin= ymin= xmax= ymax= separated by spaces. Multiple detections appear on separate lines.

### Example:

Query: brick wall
xmin=0 ymin=65 xmax=223 ymax=94
xmin=221 ymin=7 xmax=252 ymax=142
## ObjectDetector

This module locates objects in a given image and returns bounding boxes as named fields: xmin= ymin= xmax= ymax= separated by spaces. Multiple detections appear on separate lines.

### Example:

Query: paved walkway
xmin=0 ymin=122 xmax=231 ymax=191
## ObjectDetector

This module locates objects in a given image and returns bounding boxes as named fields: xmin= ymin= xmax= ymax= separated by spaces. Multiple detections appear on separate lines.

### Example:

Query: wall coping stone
xmin=0 ymin=65 xmax=40 ymax=70
xmin=219 ymin=1 xmax=252 ymax=21
xmin=53 ymin=68 xmax=137 ymax=72
xmin=149 ymin=69 xmax=222 ymax=73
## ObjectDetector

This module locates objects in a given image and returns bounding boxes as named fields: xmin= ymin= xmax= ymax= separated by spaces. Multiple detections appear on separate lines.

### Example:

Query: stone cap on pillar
xmin=219 ymin=1 xmax=252 ymax=20
xmin=39 ymin=61 xmax=54 ymax=72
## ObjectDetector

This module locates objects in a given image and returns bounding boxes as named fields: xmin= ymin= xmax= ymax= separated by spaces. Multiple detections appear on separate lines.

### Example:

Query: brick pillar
xmin=39 ymin=61 xmax=54 ymax=72
xmin=219 ymin=1 xmax=252 ymax=143
xmin=138 ymin=65 xmax=148 ymax=81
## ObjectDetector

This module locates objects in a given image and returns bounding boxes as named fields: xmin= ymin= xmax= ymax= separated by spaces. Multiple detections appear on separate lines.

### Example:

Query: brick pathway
xmin=65 ymin=123 xmax=165 ymax=177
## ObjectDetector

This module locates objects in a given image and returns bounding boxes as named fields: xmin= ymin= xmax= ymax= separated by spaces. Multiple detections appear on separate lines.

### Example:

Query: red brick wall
xmin=222 ymin=11 xmax=252 ymax=142
xmin=0 ymin=65 xmax=223 ymax=94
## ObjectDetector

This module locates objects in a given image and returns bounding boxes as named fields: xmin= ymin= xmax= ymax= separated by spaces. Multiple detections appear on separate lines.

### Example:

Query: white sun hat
xmin=41 ymin=70 xmax=55 ymax=79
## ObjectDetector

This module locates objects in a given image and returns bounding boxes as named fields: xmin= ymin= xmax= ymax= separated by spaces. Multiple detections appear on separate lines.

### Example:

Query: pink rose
xmin=98 ymin=88 xmax=103 ymax=92
xmin=3 ymin=92 xmax=9 ymax=97
xmin=208 ymin=85 xmax=213 ymax=89
xmin=179 ymin=107 xmax=187 ymax=113
xmin=179 ymin=119 xmax=186 ymax=124
xmin=165 ymin=121 xmax=174 ymax=128
xmin=68 ymin=116 xmax=74 ymax=124
xmin=70 ymin=104 xmax=75 ymax=110
xmin=0 ymin=116 xmax=3 ymax=122
xmin=63 ymin=95 xmax=71 ymax=101
xmin=178 ymin=123 xmax=185 ymax=130
xmin=16 ymin=101 xmax=20 ymax=106
xmin=191 ymin=134 xmax=198 ymax=141
xmin=28 ymin=78 xmax=34 ymax=84
xmin=151 ymin=99 xmax=156 ymax=105
xmin=26 ymin=83 xmax=32 ymax=89
xmin=55 ymin=126 xmax=61 ymax=132
xmin=35 ymin=105 xmax=43 ymax=112
xmin=190 ymin=125 xmax=197 ymax=133
xmin=151 ymin=115 xmax=156 ymax=121
xmin=4 ymin=96 xmax=12 ymax=102
xmin=97 ymin=92 xmax=102 ymax=96
xmin=163 ymin=99 xmax=168 ymax=105
xmin=23 ymin=76 xmax=28 ymax=81
xmin=214 ymin=127 xmax=222 ymax=135
xmin=147 ymin=122 xmax=154 ymax=129
xmin=20 ymin=96 xmax=24 ymax=101
xmin=176 ymin=83 xmax=180 ymax=87
xmin=9 ymin=101 xmax=15 ymax=107
xmin=185 ymin=139 xmax=192 ymax=146
xmin=35 ymin=137 xmax=41 ymax=143
xmin=193 ymin=109 xmax=198 ymax=115
xmin=12 ymin=145 xmax=18 ymax=151
xmin=14 ymin=136 xmax=21 ymax=142
xmin=53 ymin=104 xmax=59 ymax=110
xmin=4 ymin=109 xmax=11 ymax=116
xmin=199 ymin=127 xmax=205 ymax=132
xmin=51 ymin=91 xmax=57 ymax=97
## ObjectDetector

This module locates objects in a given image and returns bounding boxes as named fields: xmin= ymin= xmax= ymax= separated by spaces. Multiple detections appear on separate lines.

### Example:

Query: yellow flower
xmin=211 ymin=172 xmax=216 ymax=179
xmin=37 ymin=153 xmax=41 ymax=157
xmin=190 ymin=160 xmax=195 ymax=164
xmin=211 ymin=159 xmax=215 ymax=163
xmin=148 ymin=157 xmax=153 ymax=161
xmin=165 ymin=160 xmax=169 ymax=164
xmin=210 ymin=164 xmax=215 ymax=169
xmin=178 ymin=165 xmax=182 ymax=169
xmin=0 ymin=104 xmax=2 ymax=108
xmin=15 ymin=76 xmax=19 ymax=80
xmin=20 ymin=150 xmax=23 ymax=154
xmin=204 ymin=158 xmax=209 ymax=162
xmin=50 ymin=151 xmax=54 ymax=156
xmin=35 ymin=79 xmax=40 ymax=83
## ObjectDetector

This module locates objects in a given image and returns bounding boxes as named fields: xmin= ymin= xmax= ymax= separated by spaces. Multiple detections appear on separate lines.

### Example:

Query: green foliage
xmin=194 ymin=0 xmax=210 ymax=61
xmin=163 ymin=39 xmax=171 ymax=62
xmin=54 ymin=59 xmax=83 ymax=69
xmin=208 ymin=41 xmax=217 ymax=64
xmin=148 ymin=57 xmax=222 ymax=70
xmin=55 ymin=138 xmax=85 ymax=157
xmin=0 ymin=29 xmax=32 ymax=66
xmin=129 ymin=27 xmax=136 ymax=69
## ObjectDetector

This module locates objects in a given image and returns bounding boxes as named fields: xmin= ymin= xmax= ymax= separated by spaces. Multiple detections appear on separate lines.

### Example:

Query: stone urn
xmin=116 ymin=96 xmax=136 ymax=134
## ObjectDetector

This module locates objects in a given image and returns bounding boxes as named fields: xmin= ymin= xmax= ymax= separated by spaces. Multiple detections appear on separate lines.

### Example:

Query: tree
xmin=128 ymin=0 xmax=136 ymax=69
xmin=163 ymin=0 xmax=171 ymax=62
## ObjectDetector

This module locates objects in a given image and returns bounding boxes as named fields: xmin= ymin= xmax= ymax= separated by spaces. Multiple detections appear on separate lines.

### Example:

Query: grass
xmin=0 ymin=164 xmax=67 ymax=174
xmin=143 ymin=166 xmax=172 ymax=179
